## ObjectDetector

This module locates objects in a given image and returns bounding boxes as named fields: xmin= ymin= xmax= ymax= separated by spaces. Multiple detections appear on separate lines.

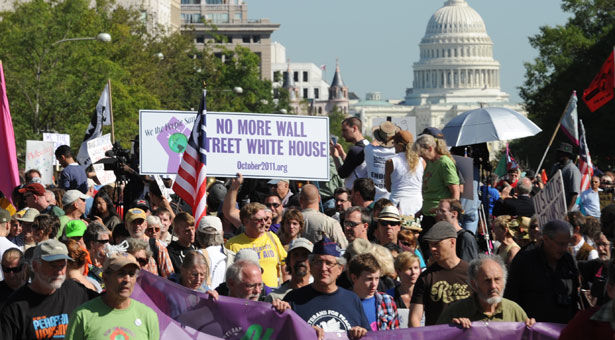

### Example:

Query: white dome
xmin=425 ymin=0 xmax=488 ymax=39
xmin=406 ymin=0 xmax=509 ymax=105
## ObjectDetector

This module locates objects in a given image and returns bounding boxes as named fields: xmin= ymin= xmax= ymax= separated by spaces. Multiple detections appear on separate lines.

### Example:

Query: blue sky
xmin=249 ymin=0 xmax=570 ymax=104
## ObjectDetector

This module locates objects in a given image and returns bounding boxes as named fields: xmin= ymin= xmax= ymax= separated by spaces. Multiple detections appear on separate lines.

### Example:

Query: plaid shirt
xmin=375 ymin=292 xmax=400 ymax=330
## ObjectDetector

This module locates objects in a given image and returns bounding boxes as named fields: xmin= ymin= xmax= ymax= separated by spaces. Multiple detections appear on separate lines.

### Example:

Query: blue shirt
xmin=579 ymin=188 xmax=601 ymax=218
xmin=284 ymin=285 xmax=370 ymax=332
xmin=361 ymin=296 xmax=378 ymax=331
xmin=59 ymin=163 xmax=88 ymax=193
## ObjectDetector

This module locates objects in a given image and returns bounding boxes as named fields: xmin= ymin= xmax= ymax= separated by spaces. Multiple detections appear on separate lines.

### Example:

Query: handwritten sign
xmin=532 ymin=170 xmax=567 ymax=226
xmin=25 ymin=141 xmax=55 ymax=185
xmin=87 ymin=134 xmax=116 ymax=185
xmin=139 ymin=110 xmax=330 ymax=181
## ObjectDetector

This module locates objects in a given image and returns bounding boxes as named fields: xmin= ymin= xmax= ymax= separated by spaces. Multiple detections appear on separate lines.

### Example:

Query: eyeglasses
xmin=2 ymin=264 xmax=23 ymax=273
xmin=135 ymin=257 xmax=149 ymax=266
xmin=343 ymin=220 xmax=360 ymax=228
xmin=379 ymin=220 xmax=400 ymax=227
xmin=95 ymin=239 xmax=110 ymax=244
xmin=147 ymin=227 xmax=161 ymax=233
xmin=265 ymin=202 xmax=280 ymax=208
xmin=311 ymin=258 xmax=339 ymax=269
xmin=251 ymin=217 xmax=267 ymax=224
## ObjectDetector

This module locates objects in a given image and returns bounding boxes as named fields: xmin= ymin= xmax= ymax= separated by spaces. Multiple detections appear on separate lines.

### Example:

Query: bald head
xmin=300 ymin=184 xmax=320 ymax=208
xmin=517 ymin=177 xmax=532 ymax=195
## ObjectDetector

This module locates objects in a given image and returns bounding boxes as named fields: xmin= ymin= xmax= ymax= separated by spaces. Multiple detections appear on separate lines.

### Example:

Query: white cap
xmin=62 ymin=190 xmax=89 ymax=206
xmin=198 ymin=216 xmax=223 ymax=234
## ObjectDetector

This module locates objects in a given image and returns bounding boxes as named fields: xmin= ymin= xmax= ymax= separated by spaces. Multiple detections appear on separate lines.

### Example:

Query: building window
xmin=293 ymin=72 xmax=299 ymax=82
xmin=303 ymin=71 xmax=308 ymax=82
xmin=314 ymin=88 xmax=319 ymax=99
xmin=196 ymin=36 xmax=205 ymax=43
xmin=283 ymin=71 xmax=288 ymax=80
xmin=242 ymin=36 xmax=250 ymax=43
xmin=140 ymin=10 xmax=147 ymax=23
xmin=318 ymin=107 xmax=322 ymax=114
xmin=252 ymin=35 xmax=261 ymax=43
xmin=226 ymin=36 xmax=233 ymax=43
xmin=303 ymin=88 xmax=308 ymax=98
xmin=234 ymin=13 xmax=242 ymax=21
xmin=182 ymin=0 xmax=200 ymax=4
xmin=206 ymin=0 xmax=223 ymax=3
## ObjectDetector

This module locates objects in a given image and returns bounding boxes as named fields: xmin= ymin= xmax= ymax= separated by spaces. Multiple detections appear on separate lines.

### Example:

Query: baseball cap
xmin=377 ymin=206 xmax=401 ymax=222
xmin=125 ymin=208 xmax=147 ymax=225
xmin=420 ymin=127 xmax=444 ymax=139
xmin=65 ymin=220 xmax=87 ymax=238
xmin=312 ymin=237 xmax=341 ymax=257
xmin=103 ymin=252 xmax=139 ymax=272
xmin=0 ymin=208 xmax=10 ymax=223
xmin=197 ymin=215 xmax=223 ymax=234
xmin=423 ymin=221 xmax=458 ymax=243
xmin=16 ymin=208 xmax=40 ymax=223
xmin=288 ymin=238 xmax=314 ymax=253
xmin=267 ymin=179 xmax=289 ymax=185
xmin=18 ymin=183 xmax=46 ymax=196
xmin=131 ymin=199 xmax=150 ymax=212
xmin=33 ymin=239 xmax=73 ymax=262
xmin=235 ymin=249 xmax=263 ymax=272
xmin=62 ymin=190 xmax=89 ymax=206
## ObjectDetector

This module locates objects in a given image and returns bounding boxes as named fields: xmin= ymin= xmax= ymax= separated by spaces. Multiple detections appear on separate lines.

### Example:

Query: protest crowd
xmin=2 ymin=116 xmax=615 ymax=340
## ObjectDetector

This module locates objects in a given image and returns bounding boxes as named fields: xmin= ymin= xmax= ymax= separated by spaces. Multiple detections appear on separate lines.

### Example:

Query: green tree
xmin=517 ymin=0 xmax=615 ymax=171
xmin=0 ymin=0 xmax=285 ymax=160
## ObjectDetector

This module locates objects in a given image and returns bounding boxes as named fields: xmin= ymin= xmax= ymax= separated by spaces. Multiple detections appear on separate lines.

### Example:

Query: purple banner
xmin=133 ymin=271 xmax=565 ymax=340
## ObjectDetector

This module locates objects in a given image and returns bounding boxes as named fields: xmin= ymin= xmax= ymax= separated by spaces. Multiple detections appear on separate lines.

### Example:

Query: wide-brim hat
xmin=555 ymin=142 xmax=574 ymax=155
xmin=393 ymin=130 xmax=414 ymax=146
xmin=377 ymin=205 xmax=401 ymax=223
xmin=372 ymin=122 xmax=400 ymax=147
xmin=16 ymin=208 xmax=40 ymax=223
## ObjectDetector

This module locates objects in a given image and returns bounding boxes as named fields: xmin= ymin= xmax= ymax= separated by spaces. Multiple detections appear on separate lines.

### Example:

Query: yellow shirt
xmin=225 ymin=232 xmax=287 ymax=288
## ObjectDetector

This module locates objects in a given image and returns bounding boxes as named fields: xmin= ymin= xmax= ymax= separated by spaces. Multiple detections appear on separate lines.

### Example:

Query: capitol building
xmin=351 ymin=0 xmax=524 ymax=137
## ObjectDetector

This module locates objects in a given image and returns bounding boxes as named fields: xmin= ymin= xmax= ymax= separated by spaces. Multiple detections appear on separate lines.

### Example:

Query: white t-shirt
xmin=204 ymin=245 xmax=229 ymax=290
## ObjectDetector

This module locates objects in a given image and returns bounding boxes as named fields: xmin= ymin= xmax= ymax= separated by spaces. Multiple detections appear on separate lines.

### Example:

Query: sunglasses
xmin=265 ymin=203 xmax=280 ymax=208
xmin=96 ymin=239 xmax=110 ymax=244
xmin=343 ymin=220 xmax=360 ymax=228
xmin=379 ymin=220 xmax=400 ymax=227
xmin=135 ymin=257 xmax=149 ymax=266
xmin=147 ymin=227 xmax=161 ymax=233
xmin=2 ymin=264 xmax=23 ymax=273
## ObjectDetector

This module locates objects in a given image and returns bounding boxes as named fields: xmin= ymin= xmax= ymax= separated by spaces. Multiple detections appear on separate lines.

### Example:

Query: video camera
xmin=97 ymin=142 xmax=135 ymax=181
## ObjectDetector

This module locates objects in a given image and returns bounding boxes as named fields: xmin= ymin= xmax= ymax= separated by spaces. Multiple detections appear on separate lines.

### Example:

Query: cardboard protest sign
xmin=86 ymin=134 xmax=116 ymax=185
xmin=532 ymin=170 xmax=567 ymax=226
xmin=25 ymin=141 xmax=55 ymax=185
xmin=139 ymin=111 xmax=330 ymax=181
xmin=42 ymin=133 xmax=70 ymax=166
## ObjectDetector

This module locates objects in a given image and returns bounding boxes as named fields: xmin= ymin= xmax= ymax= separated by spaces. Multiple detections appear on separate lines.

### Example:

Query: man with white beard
xmin=436 ymin=254 xmax=535 ymax=328
xmin=0 ymin=239 xmax=97 ymax=339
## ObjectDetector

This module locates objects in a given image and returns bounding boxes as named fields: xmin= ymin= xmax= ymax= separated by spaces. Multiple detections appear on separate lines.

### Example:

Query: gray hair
xmin=541 ymin=220 xmax=573 ymax=239
xmin=468 ymin=254 xmax=508 ymax=287
xmin=343 ymin=206 xmax=371 ymax=224
xmin=517 ymin=177 xmax=532 ymax=195
xmin=196 ymin=227 xmax=225 ymax=248
xmin=146 ymin=215 xmax=161 ymax=228
xmin=83 ymin=222 xmax=111 ymax=249
xmin=125 ymin=237 xmax=153 ymax=258
xmin=225 ymin=259 xmax=260 ymax=284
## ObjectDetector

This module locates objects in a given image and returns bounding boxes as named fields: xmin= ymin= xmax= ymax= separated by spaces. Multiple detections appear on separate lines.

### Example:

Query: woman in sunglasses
xmin=125 ymin=237 xmax=158 ymax=275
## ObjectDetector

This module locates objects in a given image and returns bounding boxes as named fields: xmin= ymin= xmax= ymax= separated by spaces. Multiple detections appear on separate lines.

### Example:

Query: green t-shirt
xmin=66 ymin=296 xmax=159 ymax=340
xmin=421 ymin=156 xmax=459 ymax=216
xmin=436 ymin=295 xmax=528 ymax=324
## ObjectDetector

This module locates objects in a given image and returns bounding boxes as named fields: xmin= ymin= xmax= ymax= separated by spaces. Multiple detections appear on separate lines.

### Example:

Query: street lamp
xmin=34 ymin=32 xmax=112 ymax=132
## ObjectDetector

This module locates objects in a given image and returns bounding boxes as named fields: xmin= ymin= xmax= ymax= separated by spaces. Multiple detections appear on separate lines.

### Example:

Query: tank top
xmin=389 ymin=153 xmax=424 ymax=216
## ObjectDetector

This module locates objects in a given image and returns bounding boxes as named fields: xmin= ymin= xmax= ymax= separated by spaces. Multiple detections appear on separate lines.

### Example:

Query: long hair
xmin=91 ymin=192 xmax=118 ymax=219
xmin=404 ymin=143 xmax=420 ymax=172
xmin=413 ymin=134 xmax=455 ymax=163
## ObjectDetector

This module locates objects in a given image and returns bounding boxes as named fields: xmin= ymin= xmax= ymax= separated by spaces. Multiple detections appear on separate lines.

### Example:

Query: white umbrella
xmin=442 ymin=107 xmax=542 ymax=147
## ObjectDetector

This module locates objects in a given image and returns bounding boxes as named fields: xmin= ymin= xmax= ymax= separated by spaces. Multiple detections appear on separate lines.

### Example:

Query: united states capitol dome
xmin=405 ymin=0 xmax=509 ymax=105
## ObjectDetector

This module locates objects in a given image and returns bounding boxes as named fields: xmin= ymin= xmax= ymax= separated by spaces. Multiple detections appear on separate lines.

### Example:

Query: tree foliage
xmin=517 ymin=0 xmax=615 ymax=171
xmin=0 ymin=0 xmax=287 ymax=159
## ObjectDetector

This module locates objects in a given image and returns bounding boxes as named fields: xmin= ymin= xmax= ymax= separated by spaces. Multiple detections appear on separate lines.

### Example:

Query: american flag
xmin=578 ymin=119 xmax=593 ymax=192
xmin=172 ymin=90 xmax=208 ymax=223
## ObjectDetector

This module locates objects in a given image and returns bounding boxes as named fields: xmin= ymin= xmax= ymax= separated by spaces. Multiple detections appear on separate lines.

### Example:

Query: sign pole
xmin=108 ymin=79 xmax=115 ymax=144
xmin=534 ymin=91 xmax=575 ymax=175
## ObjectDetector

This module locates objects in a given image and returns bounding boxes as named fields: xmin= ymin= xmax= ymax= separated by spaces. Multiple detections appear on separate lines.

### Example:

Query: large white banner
xmin=139 ymin=111 xmax=330 ymax=181
xmin=25 ymin=141 xmax=55 ymax=185
xmin=532 ymin=170 xmax=567 ymax=226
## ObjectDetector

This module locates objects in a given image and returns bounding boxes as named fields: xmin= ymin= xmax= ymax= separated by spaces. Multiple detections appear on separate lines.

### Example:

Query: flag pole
xmin=534 ymin=90 xmax=576 ymax=175
xmin=107 ymin=79 xmax=115 ymax=144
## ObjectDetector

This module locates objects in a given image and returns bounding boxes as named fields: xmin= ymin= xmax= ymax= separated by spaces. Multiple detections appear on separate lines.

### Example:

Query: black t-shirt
xmin=167 ymin=241 xmax=196 ymax=274
xmin=284 ymin=285 xmax=370 ymax=332
xmin=0 ymin=280 xmax=19 ymax=308
xmin=411 ymin=260 xmax=471 ymax=325
xmin=456 ymin=229 xmax=479 ymax=263
xmin=0 ymin=279 xmax=97 ymax=339
xmin=337 ymin=140 xmax=367 ymax=178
